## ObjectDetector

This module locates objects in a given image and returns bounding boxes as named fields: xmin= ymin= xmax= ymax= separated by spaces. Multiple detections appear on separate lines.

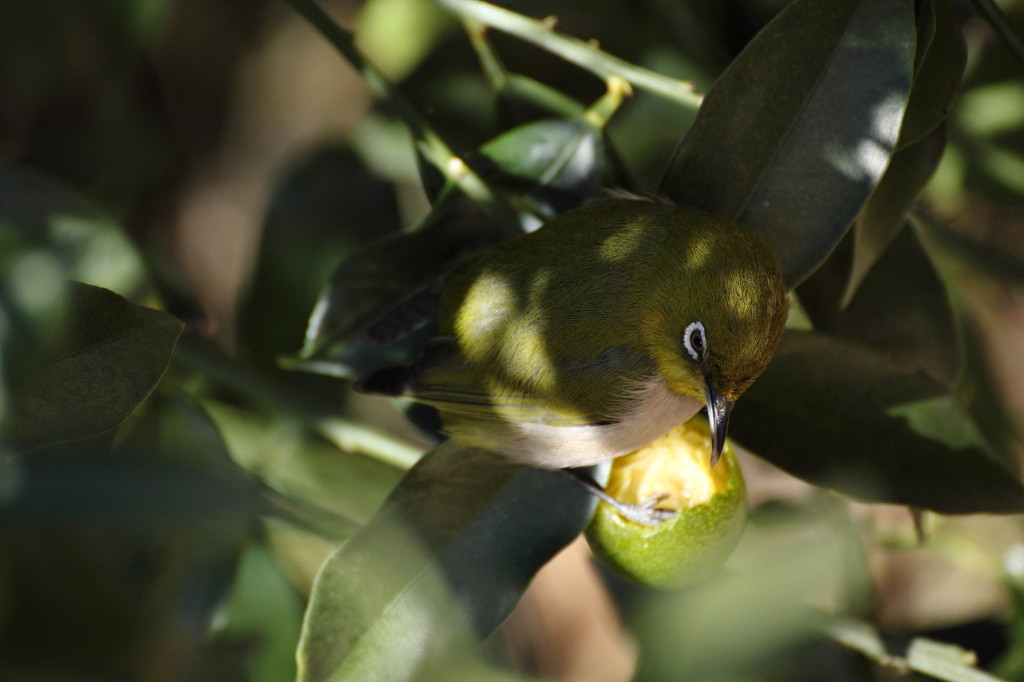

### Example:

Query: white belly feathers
xmin=448 ymin=376 xmax=703 ymax=469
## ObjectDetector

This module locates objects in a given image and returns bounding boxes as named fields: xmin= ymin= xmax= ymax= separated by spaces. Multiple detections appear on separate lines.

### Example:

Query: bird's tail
xmin=352 ymin=336 xmax=457 ymax=397
xmin=352 ymin=364 xmax=416 ymax=396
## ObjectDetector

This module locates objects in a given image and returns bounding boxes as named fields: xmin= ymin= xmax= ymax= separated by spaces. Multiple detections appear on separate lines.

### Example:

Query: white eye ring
xmin=683 ymin=321 xmax=706 ymax=362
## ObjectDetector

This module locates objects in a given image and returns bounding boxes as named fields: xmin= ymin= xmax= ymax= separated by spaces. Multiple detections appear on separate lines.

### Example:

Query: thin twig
xmin=434 ymin=0 xmax=703 ymax=108
xmin=464 ymin=19 xmax=509 ymax=91
xmin=282 ymin=0 xmax=500 ymax=212
xmin=585 ymin=76 xmax=634 ymax=129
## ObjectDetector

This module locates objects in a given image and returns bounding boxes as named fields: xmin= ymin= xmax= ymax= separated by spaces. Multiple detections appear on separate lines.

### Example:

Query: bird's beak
xmin=702 ymin=377 xmax=733 ymax=469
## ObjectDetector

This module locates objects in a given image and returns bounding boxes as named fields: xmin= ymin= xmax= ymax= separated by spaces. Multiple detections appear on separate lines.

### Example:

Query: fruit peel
xmin=585 ymin=420 xmax=747 ymax=588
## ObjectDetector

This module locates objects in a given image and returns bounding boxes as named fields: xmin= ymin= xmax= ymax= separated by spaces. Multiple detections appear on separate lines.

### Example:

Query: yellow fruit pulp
xmin=605 ymin=425 xmax=734 ymax=513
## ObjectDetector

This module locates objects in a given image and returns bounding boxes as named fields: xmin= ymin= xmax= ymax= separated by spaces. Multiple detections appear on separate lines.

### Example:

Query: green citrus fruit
xmin=584 ymin=417 xmax=747 ymax=588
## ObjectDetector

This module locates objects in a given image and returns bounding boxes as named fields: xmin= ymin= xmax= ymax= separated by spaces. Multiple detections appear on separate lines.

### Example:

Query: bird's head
xmin=640 ymin=211 xmax=788 ymax=467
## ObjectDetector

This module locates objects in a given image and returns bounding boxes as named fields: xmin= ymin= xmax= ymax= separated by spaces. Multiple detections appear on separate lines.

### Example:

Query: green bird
xmin=357 ymin=196 xmax=787 ymax=506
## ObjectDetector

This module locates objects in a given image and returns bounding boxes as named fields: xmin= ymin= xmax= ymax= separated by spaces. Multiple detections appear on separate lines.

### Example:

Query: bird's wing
xmin=360 ymin=282 xmax=443 ymax=347
xmin=357 ymin=337 xmax=612 ymax=427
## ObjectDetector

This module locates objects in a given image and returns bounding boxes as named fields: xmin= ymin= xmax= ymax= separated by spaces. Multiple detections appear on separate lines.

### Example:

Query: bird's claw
xmin=558 ymin=469 xmax=677 ymax=526
xmin=610 ymin=493 xmax=677 ymax=527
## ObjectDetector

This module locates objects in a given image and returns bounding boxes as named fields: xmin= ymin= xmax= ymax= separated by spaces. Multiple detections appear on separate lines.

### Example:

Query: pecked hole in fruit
xmin=605 ymin=425 xmax=734 ymax=513
xmin=584 ymin=417 xmax=748 ymax=587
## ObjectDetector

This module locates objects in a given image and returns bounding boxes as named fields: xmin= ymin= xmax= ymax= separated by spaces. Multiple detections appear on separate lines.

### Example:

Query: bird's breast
xmin=494 ymin=376 xmax=704 ymax=469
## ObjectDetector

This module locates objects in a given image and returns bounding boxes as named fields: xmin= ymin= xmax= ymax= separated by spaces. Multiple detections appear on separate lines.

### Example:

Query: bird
xmin=356 ymin=195 xmax=788 ymax=519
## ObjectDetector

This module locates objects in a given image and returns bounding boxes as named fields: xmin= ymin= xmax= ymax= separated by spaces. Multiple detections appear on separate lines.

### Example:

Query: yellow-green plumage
xmin=358 ymin=197 xmax=787 ymax=469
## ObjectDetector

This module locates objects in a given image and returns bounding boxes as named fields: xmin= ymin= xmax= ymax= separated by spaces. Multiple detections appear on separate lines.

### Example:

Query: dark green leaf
xmin=296 ymin=443 xmax=593 ymax=681
xmin=826 ymin=618 xmax=1010 ymax=682
xmin=660 ymin=0 xmax=916 ymax=287
xmin=419 ymin=115 xmax=603 ymax=216
xmin=731 ymin=330 xmax=1024 ymax=513
xmin=897 ymin=215 xmax=1024 ymax=468
xmin=898 ymin=0 xmax=966 ymax=148
xmin=798 ymin=223 xmax=959 ymax=386
xmin=1 ymin=283 xmax=183 ymax=450
xmin=204 ymin=400 xmax=403 ymax=531
xmin=378 ymin=446 xmax=593 ymax=634
xmin=469 ymin=116 xmax=604 ymax=219
xmin=296 ymin=509 xmax=476 ymax=682
xmin=956 ymin=312 xmax=1022 ymax=472
xmin=836 ymin=0 xmax=962 ymax=314
xmin=845 ymin=123 xmax=948 ymax=300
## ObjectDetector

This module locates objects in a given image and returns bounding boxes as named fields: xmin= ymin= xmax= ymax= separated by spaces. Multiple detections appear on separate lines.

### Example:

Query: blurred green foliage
xmin=3 ymin=0 xmax=1024 ymax=681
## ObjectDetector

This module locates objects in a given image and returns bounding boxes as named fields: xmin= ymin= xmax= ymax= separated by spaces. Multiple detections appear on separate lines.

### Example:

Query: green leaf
xmin=469 ymin=117 xmax=604 ymax=219
xmin=897 ymin=0 xmax=966 ymax=149
xmin=296 ymin=442 xmax=593 ymax=681
xmin=1 ymin=282 xmax=183 ymax=451
xmin=904 ymin=215 xmax=1024 ymax=468
xmin=730 ymin=330 xmax=1024 ymax=513
xmin=905 ymin=638 xmax=1007 ymax=682
xmin=956 ymin=315 xmax=1021 ymax=471
xmin=296 ymin=509 xmax=476 ymax=682
xmin=844 ymin=123 xmax=949 ymax=301
xmin=660 ymin=0 xmax=916 ymax=287
xmin=836 ymin=0 xmax=963 ymax=315
xmin=826 ymin=619 xmax=1010 ymax=682
xmin=205 ymin=401 xmax=403 ymax=530
xmin=798 ymin=223 xmax=959 ymax=386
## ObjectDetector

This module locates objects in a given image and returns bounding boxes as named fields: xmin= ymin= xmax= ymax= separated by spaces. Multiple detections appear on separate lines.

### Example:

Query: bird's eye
xmin=683 ymin=321 xmax=706 ymax=362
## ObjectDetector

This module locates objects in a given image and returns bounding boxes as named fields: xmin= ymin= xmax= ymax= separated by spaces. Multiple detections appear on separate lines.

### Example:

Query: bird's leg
xmin=560 ymin=468 xmax=677 ymax=527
